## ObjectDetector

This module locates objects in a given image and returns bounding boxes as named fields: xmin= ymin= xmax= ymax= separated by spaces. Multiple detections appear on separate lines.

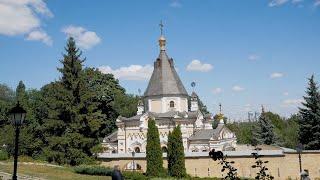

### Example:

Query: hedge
xmin=73 ymin=165 xmax=112 ymax=176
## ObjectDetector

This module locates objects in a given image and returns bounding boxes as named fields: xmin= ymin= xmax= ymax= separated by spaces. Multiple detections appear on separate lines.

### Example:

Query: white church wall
xmin=149 ymin=99 xmax=162 ymax=113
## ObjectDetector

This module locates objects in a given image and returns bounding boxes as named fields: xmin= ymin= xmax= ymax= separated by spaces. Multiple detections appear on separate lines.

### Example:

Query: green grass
xmin=0 ymin=161 xmax=111 ymax=180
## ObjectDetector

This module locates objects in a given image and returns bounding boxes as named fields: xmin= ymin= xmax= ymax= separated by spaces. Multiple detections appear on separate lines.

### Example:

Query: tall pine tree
xmin=253 ymin=106 xmax=276 ymax=145
xmin=39 ymin=37 xmax=139 ymax=165
xmin=146 ymin=118 xmax=163 ymax=177
xmin=299 ymin=75 xmax=320 ymax=150
xmin=41 ymin=37 xmax=105 ymax=165
xmin=167 ymin=125 xmax=186 ymax=178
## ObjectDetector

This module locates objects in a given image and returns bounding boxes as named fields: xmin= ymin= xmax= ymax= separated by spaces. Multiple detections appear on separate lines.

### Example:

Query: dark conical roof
xmin=144 ymin=48 xmax=188 ymax=97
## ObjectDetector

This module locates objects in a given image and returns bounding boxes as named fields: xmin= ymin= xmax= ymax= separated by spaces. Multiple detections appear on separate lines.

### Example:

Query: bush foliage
xmin=73 ymin=165 xmax=113 ymax=176
xmin=0 ymin=150 xmax=9 ymax=161
xmin=122 ymin=171 xmax=148 ymax=180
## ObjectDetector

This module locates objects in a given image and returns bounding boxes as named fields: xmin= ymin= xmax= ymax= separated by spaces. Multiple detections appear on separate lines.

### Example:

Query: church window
xmin=170 ymin=101 xmax=175 ymax=108
xmin=134 ymin=147 xmax=140 ymax=153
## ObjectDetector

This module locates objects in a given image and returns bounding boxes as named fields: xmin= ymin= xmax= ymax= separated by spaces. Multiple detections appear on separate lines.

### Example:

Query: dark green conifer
xmin=146 ymin=118 xmax=163 ymax=177
xmin=299 ymin=75 xmax=320 ymax=150
xmin=167 ymin=125 xmax=186 ymax=177
xmin=167 ymin=131 xmax=173 ymax=174
xmin=253 ymin=106 xmax=276 ymax=145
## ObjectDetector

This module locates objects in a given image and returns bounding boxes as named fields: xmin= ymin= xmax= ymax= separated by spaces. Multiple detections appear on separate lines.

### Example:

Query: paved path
xmin=0 ymin=171 xmax=45 ymax=180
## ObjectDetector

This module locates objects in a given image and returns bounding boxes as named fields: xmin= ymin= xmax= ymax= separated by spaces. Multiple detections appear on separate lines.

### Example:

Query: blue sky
xmin=0 ymin=0 xmax=320 ymax=120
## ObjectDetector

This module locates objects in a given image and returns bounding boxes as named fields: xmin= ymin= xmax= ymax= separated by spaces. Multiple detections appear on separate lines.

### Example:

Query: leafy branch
xmin=251 ymin=147 xmax=274 ymax=180
xmin=209 ymin=149 xmax=239 ymax=180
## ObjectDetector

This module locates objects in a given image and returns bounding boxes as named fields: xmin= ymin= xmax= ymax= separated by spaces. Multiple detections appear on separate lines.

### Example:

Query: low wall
xmin=99 ymin=150 xmax=320 ymax=180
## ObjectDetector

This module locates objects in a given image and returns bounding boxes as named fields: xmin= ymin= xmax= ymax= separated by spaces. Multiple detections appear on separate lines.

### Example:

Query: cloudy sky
xmin=1 ymin=0 xmax=320 ymax=120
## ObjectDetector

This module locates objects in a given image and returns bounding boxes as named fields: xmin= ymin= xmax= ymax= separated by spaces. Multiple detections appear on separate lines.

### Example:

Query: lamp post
xmin=9 ymin=102 xmax=26 ymax=180
xmin=296 ymin=143 xmax=304 ymax=180
xmin=131 ymin=151 xmax=135 ymax=171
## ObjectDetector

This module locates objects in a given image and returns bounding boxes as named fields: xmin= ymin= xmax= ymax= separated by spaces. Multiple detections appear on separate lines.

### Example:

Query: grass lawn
xmin=0 ymin=161 xmax=111 ymax=180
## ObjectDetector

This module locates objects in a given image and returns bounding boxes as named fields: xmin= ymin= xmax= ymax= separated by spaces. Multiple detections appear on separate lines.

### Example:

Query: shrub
xmin=122 ymin=171 xmax=148 ymax=180
xmin=146 ymin=119 xmax=163 ymax=177
xmin=0 ymin=150 xmax=9 ymax=161
xmin=167 ymin=125 xmax=187 ymax=178
xmin=74 ymin=165 xmax=112 ymax=176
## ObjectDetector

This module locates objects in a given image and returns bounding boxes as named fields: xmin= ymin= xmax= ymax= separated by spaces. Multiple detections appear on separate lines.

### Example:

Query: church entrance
xmin=134 ymin=147 xmax=141 ymax=153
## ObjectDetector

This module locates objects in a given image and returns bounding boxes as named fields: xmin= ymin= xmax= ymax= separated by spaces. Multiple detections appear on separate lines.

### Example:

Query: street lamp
xmin=131 ymin=151 xmax=136 ymax=171
xmin=9 ymin=102 xmax=26 ymax=180
xmin=296 ymin=143 xmax=304 ymax=179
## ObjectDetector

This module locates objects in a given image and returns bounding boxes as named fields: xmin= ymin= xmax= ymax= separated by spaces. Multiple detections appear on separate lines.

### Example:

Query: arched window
xmin=162 ymin=146 xmax=168 ymax=153
xmin=169 ymin=101 xmax=175 ymax=108
xmin=111 ymin=150 xmax=116 ymax=153
xmin=134 ymin=147 xmax=140 ymax=153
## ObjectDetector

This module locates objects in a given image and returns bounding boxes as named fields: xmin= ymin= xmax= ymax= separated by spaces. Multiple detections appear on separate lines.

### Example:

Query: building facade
xmin=102 ymin=34 xmax=237 ymax=155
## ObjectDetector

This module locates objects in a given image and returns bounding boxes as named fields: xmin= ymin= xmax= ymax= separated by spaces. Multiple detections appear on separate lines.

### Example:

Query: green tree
xmin=0 ymin=84 xmax=14 ymax=127
xmin=226 ymin=122 xmax=255 ymax=145
xmin=284 ymin=114 xmax=299 ymax=148
xmin=167 ymin=131 xmax=173 ymax=175
xmin=0 ymin=82 xmax=44 ymax=158
xmin=38 ymin=37 xmax=138 ymax=165
xmin=146 ymin=119 xmax=163 ymax=177
xmin=40 ymin=37 xmax=104 ymax=165
xmin=167 ymin=125 xmax=186 ymax=178
xmin=298 ymin=75 xmax=320 ymax=150
xmin=253 ymin=108 xmax=276 ymax=145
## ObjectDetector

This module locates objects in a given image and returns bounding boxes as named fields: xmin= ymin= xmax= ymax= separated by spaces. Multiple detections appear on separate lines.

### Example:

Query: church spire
xmin=218 ymin=103 xmax=225 ymax=124
xmin=158 ymin=20 xmax=166 ymax=51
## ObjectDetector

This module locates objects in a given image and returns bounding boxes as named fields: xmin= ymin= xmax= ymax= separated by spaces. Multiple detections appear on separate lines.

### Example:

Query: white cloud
xmin=269 ymin=0 xmax=289 ymax=7
xmin=99 ymin=65 xmax=153 ymax=81
xmin=232 ymin=85 xmax=245 ymax=92
xmin=212 ymin=88 xmax=222 ymax=94
xmin=0 ymin=0 xmax=52 ymax=44
xmin=283 ymin=92 xmax=289 ymax=96
xmin=26 ymin=30 xmax=52 ymax=45
xmin=186 ymin=60 xmax=213 ymax=72
xmin=62 ymin=25 xmax=101 ymax=50
xmin=170 ymin=1 xmax=182 ymax=8
xmin=315 ymin=0 xmax=320 ymax=6
xmin=269 ymin=0 xmax=311 ymax=6
xmin=248 ymin=54 xmax=260 ymax=61
xmin=282 ymin=99 xmax=303 ymax=107
xmin=270 ymin=72 xmax=284 ymax=79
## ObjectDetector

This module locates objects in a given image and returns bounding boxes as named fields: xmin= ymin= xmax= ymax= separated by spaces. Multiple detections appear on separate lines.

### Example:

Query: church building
xmin=102 ymin=31 xmax=237 ymax=155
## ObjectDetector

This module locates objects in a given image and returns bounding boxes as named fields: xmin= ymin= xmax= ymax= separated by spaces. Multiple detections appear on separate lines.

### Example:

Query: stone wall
xmin=99 ymin=151 xmax=320 ymax=180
